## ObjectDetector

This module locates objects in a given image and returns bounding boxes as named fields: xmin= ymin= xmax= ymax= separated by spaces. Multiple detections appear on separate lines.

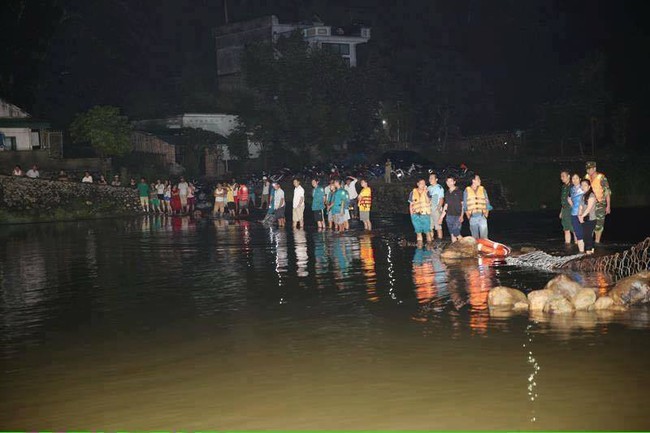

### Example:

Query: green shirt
xmin=137 ymin=182 xmax=150 ymax=197
xmin=560 ymin=183 xmax=571 ymax=209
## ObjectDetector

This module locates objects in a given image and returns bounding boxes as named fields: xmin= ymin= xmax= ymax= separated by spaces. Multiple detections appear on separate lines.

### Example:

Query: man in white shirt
xmin=260 ymin=177 xmax=270 ymax=209
xmin=177 ymin=177 xmax=189 ymax=212
xmin=345 ymin=176 xmax=359 ymax=219
xmin=292 ymin=178 xmax=305 ymax=229
xmin=25 ymin=165 xmax=40 ymax=179
xmin=272 ymin=182 xmax=286 ymax=227
xmin=81 ymin=171 xmax=93 ymax=183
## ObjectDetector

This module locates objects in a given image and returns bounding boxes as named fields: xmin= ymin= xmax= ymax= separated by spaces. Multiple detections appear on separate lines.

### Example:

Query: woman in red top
xmin=170 ymin=186 xmax=182 ymax=214
xmin=238 ymin=183 xmax=250 ymax=215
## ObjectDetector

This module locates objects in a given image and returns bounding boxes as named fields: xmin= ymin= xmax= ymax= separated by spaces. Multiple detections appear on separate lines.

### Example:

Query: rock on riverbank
xmin=0 ymin=175 xmax=140 ymax=223
xmin=488 ymin=272 xmax=650 ymax=318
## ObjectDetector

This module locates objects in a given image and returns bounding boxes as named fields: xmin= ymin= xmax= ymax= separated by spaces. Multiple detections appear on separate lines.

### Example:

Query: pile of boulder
xmin=488 ymin=271 xmax=650 ymax=314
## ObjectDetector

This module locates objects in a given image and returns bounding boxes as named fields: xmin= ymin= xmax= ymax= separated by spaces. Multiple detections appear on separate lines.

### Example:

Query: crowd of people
xmin=559 ymin=161 xmax=612 ymax=254
xmin=407 ymin=172 xmax=491 ymax=245
xmin=10 ymin=159 xmax=613 ymax=255
xmin=253 ymin=176 xmax=373 ymax=232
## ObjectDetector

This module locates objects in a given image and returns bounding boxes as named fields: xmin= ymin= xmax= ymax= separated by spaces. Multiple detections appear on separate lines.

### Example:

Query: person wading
xmin=272 ymin=182 xmax=286 ymax=227
xmin=409 ymin=179 xmax=433 ymax=245
xmin=559 ymin=170 xmax=573 ymax=244
xmin=568 ymin=173 xmax=585 ymax=252
xmin=358 ymin=179 xmax=372 ymax=231
xmin=464 ymin=175 xmax=490 ymax=239
xmin=427 ymin=173 xmax=444 ymax=240
xmin=585 ymin=161 xmax=611 ymax=244
xmin=578 ymin=179 xmax=598 ymax=255
xmin=292 ymin=179 xmax=305 ymax=229
xmin=439 ymin=176 xmax=464 ymax=243
xmin=311 ymin=179 xmax=326 ymax=230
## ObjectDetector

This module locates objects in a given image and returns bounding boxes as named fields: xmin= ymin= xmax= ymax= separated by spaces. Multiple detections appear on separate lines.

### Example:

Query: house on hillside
xmin=133 ymin=113 xmax=260 ymax=177
xmin=215 ymin=15 xmax=371 ymax=91
xmin=0 ymin=99 xmax=61 ymax=156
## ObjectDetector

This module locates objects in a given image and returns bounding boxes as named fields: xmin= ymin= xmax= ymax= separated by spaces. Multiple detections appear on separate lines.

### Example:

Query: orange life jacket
xmin=465 ymin=186 xmax=487 ymax=215
xmin=411 ymin=188 xmax=431 ymax=215
xmin=358 ymin=187 xmax=372 ymax=211
xmin=588 ymin=172 xmax=606 ymax=202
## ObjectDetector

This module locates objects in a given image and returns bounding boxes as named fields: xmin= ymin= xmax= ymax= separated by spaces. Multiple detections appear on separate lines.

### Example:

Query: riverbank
xmin=0 ymin=175 xmax=140 ymax=224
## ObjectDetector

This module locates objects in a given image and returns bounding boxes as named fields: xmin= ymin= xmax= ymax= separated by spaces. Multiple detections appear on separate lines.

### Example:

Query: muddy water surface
xmin=1 ymin=211 xmax=649 ymax=430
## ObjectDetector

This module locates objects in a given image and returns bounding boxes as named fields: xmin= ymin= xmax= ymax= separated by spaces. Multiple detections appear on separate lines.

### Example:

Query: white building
xmin=0 ymin=99 xmax=50 ymax=151
xmin=215 ymin=15 xmax=371 ymax=91
xmin=134 ymin=112 xmax=261 ymax=161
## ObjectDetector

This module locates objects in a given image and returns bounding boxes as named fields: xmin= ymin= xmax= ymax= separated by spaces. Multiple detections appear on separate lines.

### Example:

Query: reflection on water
xmin=360 ymin=235 xmax=378 ymax=302
xmin=1 ymin=214 xmax=649 ymax=430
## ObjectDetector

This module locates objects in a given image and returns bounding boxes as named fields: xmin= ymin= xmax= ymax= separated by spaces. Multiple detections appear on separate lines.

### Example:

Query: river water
xmin=1 ymin=210 xmax=649 ymax=430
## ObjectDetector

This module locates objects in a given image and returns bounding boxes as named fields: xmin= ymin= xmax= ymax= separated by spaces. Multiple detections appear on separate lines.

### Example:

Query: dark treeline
xmin=2 ymin=0 xmax=649 ymax=159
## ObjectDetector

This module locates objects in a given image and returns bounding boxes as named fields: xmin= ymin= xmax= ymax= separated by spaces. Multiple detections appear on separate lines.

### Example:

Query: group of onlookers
xmin=255 ymin=176 xmax=373 ymax=232
xmin=559 ymin=161 xmax=612 ymax=254
xmin=11 ymin=164 xmax=40 ymax=179
xmin=11 ymin=164 xmax=139 ymax=187
xmin=408 ymin=173 xmax=492 ymax=245
xmin=135 ymin=177 xmax=199 ymax=215
xmin=212 ymin=180 xmax=255 ymax=218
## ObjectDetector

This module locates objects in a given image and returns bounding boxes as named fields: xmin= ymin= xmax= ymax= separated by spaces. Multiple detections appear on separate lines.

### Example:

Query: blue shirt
xmin=427 ymin=184 xmax=444 ymax=210
xmin=570 ymin=185 xmax=584 ymax=216
xmin=312 ymin=186 xmax=326 ymax=211
xmin=331 ymin=188 xmax=348 ymax=214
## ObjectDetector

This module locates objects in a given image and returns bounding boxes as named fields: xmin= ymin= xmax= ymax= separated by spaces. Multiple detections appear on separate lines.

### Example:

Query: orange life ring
xmin=476 ymin=238 xmax=511 ymax=257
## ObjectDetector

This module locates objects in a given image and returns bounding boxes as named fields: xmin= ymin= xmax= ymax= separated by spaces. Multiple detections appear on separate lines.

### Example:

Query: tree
xmin=535 ymin=52 xmax=610 ymax=156
xmin=238 ymin=31 xmax=379 ymax=164
xmin=70 ymin=105 xmax=132 ymax=157
xmin=174 ymin=127 xmax=225 ymax=178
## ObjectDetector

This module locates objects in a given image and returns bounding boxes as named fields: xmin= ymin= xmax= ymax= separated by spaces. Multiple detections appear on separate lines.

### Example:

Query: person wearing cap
xmin=111 ymin=174 xmax=121 ymax=187
xmin=585 ymin=161 xmax=611 ymax=243
xmin=260 ymin=177 xmax=270 ymax=210
xmin=272 ymin=182 xmax=286 ymax=227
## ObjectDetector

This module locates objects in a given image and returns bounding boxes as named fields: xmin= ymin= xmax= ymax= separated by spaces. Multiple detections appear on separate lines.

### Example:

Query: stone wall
xmin=0 ymin=175 xmax=140 ymax=224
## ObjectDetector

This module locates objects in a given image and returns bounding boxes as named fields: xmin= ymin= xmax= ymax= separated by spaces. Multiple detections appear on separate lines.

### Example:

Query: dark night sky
xmin=2 ymin=0 xmax=649 ymax=135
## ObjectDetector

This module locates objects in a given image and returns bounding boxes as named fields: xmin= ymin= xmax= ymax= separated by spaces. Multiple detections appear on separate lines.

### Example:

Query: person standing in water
xmin=559 ymin=170 xmax=573 ymax=244
xmin=260 ymin=177 xmax=271 ymax=209
xmin=439 ymin=176 xmax=464 ymax=243
xmin=213 ymin=183 xmax=226 ymax=217
xmin=311 ymin=179 xmax=326 ymax=230
xmin=578 ymin=178 xmax=598 ymax=255
xmin=292 ymin=178 xmax=305 ymax=229
xmin=358 ymin=178 xmax=372 ymax=231
xmin=585 ymin=161 xmax=611 ymax=244
xmin=427 ymin=173 xmax=445 ymax=240
xmin=463 ymin=174 xmax=490 ymax=239
xmin=409 ymin=179 xmax=432 ymax=244
xmin=568 ymin=173 xmax=585 ymax=252
xmin=272 ymin=182 xmax=286 ymax=228
xmin=137 ymin=177 xmax=150 ymax=213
